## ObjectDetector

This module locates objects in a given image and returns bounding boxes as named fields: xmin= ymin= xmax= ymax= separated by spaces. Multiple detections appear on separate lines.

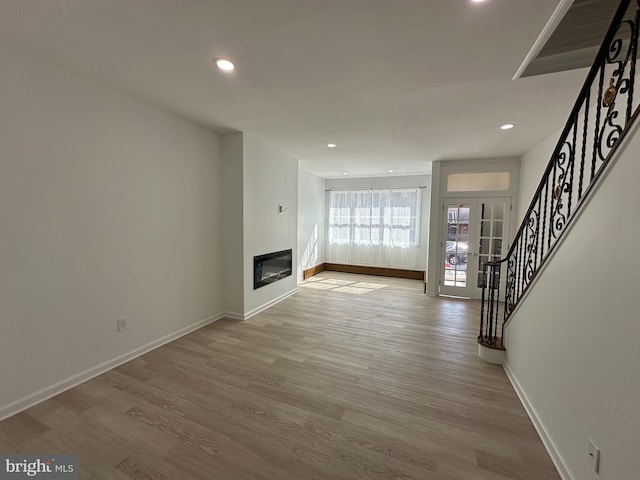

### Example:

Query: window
xmin=328 ymin=188 xmax=420 ymax=247
xmin=447 ymin=172 xmax=510 ymax=192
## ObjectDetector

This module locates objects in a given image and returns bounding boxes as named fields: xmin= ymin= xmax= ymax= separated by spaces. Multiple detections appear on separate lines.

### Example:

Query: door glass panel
xmin=493 ymin=221 xmax=503 ymax=237
xmin=477 ymin=256 xmax=487 ymax=288
xmin=493 ymin=239 xmax=502 ymax=255
xmin=476 ymin=201 xmax=508 ymax=289
xmin=444 ymin=205 xmax=469 ymax=287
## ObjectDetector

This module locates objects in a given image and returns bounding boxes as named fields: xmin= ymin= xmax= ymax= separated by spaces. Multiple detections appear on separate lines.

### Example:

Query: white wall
xmin=221 ymin=133 xmax=245 ymax=317
xmin=297 ymin=169 xmax=325 ymax=281
xmin=0 ymin=44 xmax=224 ymax=418
xmin=516 ymin=130 xmax=560 ymax=224
xmin=324 ymin=175 xmax=430 ymax=270
xmin=242 ymin=135 xmax=298 ymax=316
xmin=504 ymin=125 xmax=640 ymax=480
xmin=426 ymin=162 xmax=441 ymax=295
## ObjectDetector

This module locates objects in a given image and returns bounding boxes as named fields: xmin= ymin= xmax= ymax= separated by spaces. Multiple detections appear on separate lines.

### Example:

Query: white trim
xmin=222 ymin=311 xmax=245 ymax=321
xmin=503 ymin=362 xmax=575 ymax=480
xmin=0 ymin=313 xmax=224 ymax=422
xmin=243 ymin=288 xmax=298 ymax=320
xmin=513 ymin=0 xmax=575 ymax=80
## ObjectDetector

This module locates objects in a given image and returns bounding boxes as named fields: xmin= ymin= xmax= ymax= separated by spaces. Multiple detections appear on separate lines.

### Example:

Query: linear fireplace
xmin=253 ymin=249 xmax=292 ymax=289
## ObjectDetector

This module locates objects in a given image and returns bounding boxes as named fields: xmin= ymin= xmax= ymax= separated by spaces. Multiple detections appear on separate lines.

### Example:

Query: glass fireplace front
xmin=253 ymin=249 xmax=292 ymax=289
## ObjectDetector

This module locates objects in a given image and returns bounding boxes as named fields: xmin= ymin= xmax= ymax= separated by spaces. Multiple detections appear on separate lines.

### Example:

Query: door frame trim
xmin=426 ymin=159 xmax=520 ymax=297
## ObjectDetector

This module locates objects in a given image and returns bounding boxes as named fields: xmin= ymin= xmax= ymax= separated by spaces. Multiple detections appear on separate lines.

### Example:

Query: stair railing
xmin=479 ymin=0 xmax=640 ymax=350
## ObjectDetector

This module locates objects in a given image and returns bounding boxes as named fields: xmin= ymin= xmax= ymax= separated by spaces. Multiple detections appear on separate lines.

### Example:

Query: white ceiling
xmin=0 ymin=0 xmax=591 ymax=178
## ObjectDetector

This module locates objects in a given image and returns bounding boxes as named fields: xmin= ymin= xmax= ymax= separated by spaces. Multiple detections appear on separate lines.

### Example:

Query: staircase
xmin=478 ymin=0 xmax=640 ymax=359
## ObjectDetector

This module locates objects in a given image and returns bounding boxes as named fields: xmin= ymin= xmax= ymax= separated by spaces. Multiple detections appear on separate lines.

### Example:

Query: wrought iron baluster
xmin=593 ymin=65 xmax=606 ymax=180
xmin=534 ymin=195 xmax=541 ymax=271
xmin=505 ymin=254 xmax=514 ymax=318
xmin=514 ymin=236 xmax=521 ymax=299
xmin=541 ymin=179 xmax=549 ymax=260
xmin=499 ymin=262 xmax=506 ymax=343
xmin=480 ymin=262 xmax=486 ymax=339
xmin=567 ymin=121 xmax=577 ymax=218
xmin=626 ymin=2 xmax=639 ymax=125
xmin=494 ymin=265 xmax=501 ymax=344
xmin=549 ymin=153 xmax=559 ymax=249
xmin=487 ymin=264 xmax=495 ymax=342
xmin=519 ymin=233 xmax=526 ymax=297
xmin=578 ymin=92 xmax=590 ymax=200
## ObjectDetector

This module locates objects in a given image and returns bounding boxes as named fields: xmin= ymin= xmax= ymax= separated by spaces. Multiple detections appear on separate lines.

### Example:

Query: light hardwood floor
xmin=0 ymin=272 xmax=560 ymax=480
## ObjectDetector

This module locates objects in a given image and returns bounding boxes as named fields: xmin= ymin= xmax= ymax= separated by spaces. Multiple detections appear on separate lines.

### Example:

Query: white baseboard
xmin=243 ymin=288 xmax=298 ymax=320
xmin=503 ymin=361 xmax=575 ymax=480
xmin=222 ymin=311 xmax=245 ymax=321
xmin=0 ymin=313 xmax=224 ymax=422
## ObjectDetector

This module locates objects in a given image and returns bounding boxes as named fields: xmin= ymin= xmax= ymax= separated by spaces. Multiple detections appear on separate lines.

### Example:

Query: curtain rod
xmin=325 ymin=186 xmax=427 ymax=192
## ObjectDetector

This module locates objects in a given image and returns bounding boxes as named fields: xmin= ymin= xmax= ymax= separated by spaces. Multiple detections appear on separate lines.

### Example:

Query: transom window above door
xmin=447 ymin=172 xmax=510 ymax=192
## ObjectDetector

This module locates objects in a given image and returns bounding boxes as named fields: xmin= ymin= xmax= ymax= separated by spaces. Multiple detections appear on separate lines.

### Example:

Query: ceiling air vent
xmin=516 ymin=0 xmax=630 ymax=78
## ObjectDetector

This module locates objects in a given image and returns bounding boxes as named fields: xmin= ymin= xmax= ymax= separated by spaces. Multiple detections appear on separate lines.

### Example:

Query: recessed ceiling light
xmin=214 ymin=58 xmax=235 ymax=72
xmin=343 ymin=172 xmax=349 ymax=175
xmin=500 ymin=123 xmax=515 ymax=130
xmin=327 ymin=143 xmax=337 ymax=148
xmin=470 ymin=0 xmax=487 ymax=3
xmin=388 ymin=169 xmax=394 ymax=173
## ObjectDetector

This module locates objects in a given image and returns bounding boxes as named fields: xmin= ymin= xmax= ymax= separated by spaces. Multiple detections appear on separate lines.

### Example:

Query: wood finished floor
xmin=0 ymin=272 xmax=559 ymax=480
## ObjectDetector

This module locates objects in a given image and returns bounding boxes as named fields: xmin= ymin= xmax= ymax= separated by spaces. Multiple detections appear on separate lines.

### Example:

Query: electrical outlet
xmin=588 ymin=438 xmax=600 ymax=473
xmin=117 ymin=318 xmax=127 ymax=332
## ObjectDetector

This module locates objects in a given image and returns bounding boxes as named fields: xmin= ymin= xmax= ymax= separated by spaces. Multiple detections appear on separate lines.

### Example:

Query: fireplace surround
xmin=253 ymin=249 xmax=292 ymax=289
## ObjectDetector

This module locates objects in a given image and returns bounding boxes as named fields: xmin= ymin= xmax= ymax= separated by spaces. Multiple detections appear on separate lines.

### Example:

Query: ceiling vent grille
xmin=517 ymin=0 xmax=632 ymax=78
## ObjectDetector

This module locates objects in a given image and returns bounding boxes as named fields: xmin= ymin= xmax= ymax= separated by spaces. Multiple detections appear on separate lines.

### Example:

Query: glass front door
xmin=440 ymin=198 xmax=510 ymax=299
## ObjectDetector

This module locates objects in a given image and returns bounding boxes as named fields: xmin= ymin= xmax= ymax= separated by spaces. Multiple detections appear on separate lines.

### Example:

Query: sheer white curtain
xmin=326 ymin=188 xmax=421 ymax=269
